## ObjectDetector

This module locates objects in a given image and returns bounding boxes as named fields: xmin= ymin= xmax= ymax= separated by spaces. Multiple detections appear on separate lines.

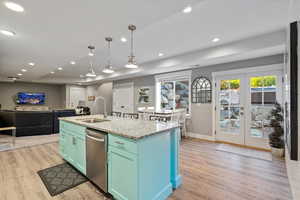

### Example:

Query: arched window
xmin=192 ymin=77 xmax=212 ymax=103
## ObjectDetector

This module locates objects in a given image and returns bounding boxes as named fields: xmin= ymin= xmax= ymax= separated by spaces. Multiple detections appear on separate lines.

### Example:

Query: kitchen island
xmin=59 ymin=115 xmax=182 ymax=200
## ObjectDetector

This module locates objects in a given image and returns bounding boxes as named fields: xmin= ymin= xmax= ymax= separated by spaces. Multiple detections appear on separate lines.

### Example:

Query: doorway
xmin=213 ymin=65 xmax=283 ymax=149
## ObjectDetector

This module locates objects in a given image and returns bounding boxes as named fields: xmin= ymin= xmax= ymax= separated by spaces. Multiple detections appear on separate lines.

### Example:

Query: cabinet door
xmin=74 ymin=136 xmax=86 ymax=175
xmin=65 ymin=132 xmax=75 ymax=164
xmin=108 ymin=147 xmax=138 ymax=200
xmin=59 ymin=131 xmax=67 ymax=158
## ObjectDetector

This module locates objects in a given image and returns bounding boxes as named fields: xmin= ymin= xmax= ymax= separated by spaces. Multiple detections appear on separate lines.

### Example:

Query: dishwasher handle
xmin=86 ymin=134 xmax=105 ymax=142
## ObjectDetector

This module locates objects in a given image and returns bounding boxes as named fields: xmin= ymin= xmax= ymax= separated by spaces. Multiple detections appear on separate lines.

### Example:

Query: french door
xmin=215 ymin=68 xmax=283 ymax=149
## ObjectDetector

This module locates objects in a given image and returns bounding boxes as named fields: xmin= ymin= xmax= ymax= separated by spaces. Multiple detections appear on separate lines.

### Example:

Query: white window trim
xmin=155 ymin=70 xmax=192 ymax=115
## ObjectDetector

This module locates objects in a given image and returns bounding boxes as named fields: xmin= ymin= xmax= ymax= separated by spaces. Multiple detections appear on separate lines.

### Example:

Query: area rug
xmin=38 ymin=162 xmax=88 ymax=196
xmin=216 ymin=144 xmax=272 ymax=161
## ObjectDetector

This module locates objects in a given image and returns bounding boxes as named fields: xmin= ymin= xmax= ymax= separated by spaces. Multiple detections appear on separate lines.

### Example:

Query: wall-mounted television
xmin=16 ymin=92 xmax=46 ymax=105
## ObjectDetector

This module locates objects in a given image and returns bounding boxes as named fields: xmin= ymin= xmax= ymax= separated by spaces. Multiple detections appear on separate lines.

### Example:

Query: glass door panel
xmin=250 ymin=76 xmax=277 ymax=139
xmin=175 ymin=81 xmax=189 ymax=112
xmin=219 ymin=79 xmax=241 ymax=135
xmin=160 ymin=81 xmax=174 ymax=111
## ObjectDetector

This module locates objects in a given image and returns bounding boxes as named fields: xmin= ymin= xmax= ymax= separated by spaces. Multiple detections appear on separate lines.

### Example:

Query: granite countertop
xmin=59 ymin=115 xmax=179 ymax=140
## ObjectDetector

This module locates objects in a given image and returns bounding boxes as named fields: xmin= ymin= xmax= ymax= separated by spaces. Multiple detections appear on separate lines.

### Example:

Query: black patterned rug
xmin=38 ymin=162 xmax=88 ymax=196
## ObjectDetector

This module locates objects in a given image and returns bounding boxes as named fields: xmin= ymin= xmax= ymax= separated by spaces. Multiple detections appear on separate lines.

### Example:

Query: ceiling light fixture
xmin=102 ymin=37 xmax=115 ymax=74
xmin=88 ymin=46 xmax=95 ymax=57
xmin=70 ymin=61 xmax=76 ymax=65
xmin=0 ymin=29 xmax=16 ymax=36
xmin=17 ymin=73 xmax=23 ymax=76
xmin=121 ymin=37 xmax=127 ymax=42
xmin=4 ymin=1 xmax=24 ymax=12
xmin=182 ymin=5 xmax=192 ymax=13
xmin=158 ymin=52 xmax=164 ymax=57
xmin=125 ymin=24 xmax=139 ymax=69
xmin=28 ymin=62 xmax=35 ymax=66
xmin=21 ymin=69 xmax=27 ymax=72
xmin=50 ymin=71 xmax=55 ymax=74
xmin=212 ymin=38 xmax=220 ymax=42
xmin=86 ymin=46 xmax=97 ymax=77
xmin=58 ymin=67 xmax=63 ymax=70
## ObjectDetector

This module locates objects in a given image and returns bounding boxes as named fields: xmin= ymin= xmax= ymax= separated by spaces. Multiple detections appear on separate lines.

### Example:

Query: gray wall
xmin=113 ymin=54 xmax=284 ymax=136
xmin=114 ymin=76 xmax=155 ymax=112
xmin=86 ymin=82 xmax=113 ymax=115
xmin=0 ymin=82 xmax=65 ymax=110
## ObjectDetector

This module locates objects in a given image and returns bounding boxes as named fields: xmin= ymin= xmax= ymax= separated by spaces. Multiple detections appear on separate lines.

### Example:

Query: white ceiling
xmin=0 ymin=0 xmax=290 ymax=84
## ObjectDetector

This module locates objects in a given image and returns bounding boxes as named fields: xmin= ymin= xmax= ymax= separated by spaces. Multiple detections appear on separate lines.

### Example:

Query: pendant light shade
xmin=86 ymin=46 xmax=97 ymax=77
xmin=103 ymin=37 xmax=115 ymax=74
xmin=125 ymin=24 xmax=138 ymax=69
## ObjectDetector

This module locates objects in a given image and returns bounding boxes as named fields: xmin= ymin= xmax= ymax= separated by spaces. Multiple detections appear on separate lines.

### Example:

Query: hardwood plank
xmin=0 ymin=139 xmax=292 ymax=200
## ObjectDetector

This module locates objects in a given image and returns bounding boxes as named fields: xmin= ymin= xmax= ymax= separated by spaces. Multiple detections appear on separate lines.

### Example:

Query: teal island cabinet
xmin=59 ymin=115 xmax=182 ymax=200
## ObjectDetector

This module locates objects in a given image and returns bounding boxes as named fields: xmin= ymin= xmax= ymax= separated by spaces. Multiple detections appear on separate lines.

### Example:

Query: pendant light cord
xmin=130 ymin=29 xmax=134 ymax=57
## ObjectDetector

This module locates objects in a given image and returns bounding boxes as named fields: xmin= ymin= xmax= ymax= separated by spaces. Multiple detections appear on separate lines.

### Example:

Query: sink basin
xmin=77 ymin=118 xmax=110 ymax=123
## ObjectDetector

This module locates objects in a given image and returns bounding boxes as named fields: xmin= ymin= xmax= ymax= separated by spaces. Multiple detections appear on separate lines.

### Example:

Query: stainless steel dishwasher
xmin=86 ymin=128 xmax=108 ymax=192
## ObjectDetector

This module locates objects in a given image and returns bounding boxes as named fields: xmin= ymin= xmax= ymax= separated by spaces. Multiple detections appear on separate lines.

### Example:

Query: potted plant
xmin=269 ymin=102 xmax=285 ymax=157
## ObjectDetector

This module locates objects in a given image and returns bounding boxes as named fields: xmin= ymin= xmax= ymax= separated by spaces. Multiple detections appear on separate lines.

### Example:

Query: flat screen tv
xmin=16 ymin=92 xmax=45 ymax=105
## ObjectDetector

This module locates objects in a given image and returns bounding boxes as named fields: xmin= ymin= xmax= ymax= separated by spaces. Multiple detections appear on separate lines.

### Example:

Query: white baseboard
xmin=187 ymin=132 xmax=216 ymax=141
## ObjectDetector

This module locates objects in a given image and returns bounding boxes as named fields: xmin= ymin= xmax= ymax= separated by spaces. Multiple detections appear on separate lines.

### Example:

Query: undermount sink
xmin=77 ymin=118 xmax=110 ymax=123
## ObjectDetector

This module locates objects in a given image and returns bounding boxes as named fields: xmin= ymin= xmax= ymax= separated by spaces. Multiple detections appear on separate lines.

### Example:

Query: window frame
xmin=155 ymin=70 xmax=192 ymax=115
xmin=192 ymin=76 xmax=212 ymax=104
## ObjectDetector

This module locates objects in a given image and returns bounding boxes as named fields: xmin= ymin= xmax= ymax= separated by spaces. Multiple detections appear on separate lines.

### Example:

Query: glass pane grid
xmin=250 ymin=76 xmax=277 ymax=139
xmin=219 ymin=79 xmax=241 ymax=135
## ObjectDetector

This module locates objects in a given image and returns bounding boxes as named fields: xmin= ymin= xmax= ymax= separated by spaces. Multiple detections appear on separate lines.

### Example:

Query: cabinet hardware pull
xmin=115 ymin=141 xmax=124 ymax=145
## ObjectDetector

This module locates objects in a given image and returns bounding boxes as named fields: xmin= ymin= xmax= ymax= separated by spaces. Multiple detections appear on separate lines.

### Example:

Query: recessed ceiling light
xmin=158 ymin=52 xmax=164 ymax=57
xmin=28 ymin=62 xmax=35 ymax=66
xmin=70 ymin=61 xmax=76 ymax=65
xmin=182 ymin=5 xmax=192 ymax=13
xmin=21 ymin=69 xmax=27 ymax=72
xmin=0 ymin=29 xmax=16 ymax=36
xmin=50 ymin=71 xmax=55 ymax=74
xmin=58 ymin=67 xmax=63 ymax=70
xmin=121 ymin=37 xmax=127 ymax=42
xmin=17 ymin=73 xmax=23 ymax=76
xmin=4 ymin=2 xmax=24 ymax=12
xmin=212 ymin=38 xmax=220 ymax=42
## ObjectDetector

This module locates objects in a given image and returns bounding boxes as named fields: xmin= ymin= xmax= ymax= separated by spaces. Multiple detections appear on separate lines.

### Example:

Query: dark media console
xmin=0 ymin=109 xmax=76 ymax=137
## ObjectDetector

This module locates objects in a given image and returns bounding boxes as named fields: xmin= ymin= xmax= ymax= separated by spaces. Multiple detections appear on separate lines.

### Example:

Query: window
xmin=155 ymin=71 xmax=191 ymax=114
xmin=192 ymin=77 xmax=212 ymax=103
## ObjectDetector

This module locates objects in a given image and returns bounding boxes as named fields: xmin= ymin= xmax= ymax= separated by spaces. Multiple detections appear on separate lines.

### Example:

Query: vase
xmin=271 ymin=147 xmax=285 ymax=158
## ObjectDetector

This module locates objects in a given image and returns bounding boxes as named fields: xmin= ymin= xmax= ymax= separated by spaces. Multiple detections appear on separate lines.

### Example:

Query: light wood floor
xmin=0 ymin=139 xmax=292 ymax=200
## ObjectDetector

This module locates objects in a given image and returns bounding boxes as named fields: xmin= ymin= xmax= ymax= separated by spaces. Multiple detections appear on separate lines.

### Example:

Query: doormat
xmin=38 ymin=162 xmax=88 ymax=196
xmin=216 ymin=144 xmax=272 ymax=161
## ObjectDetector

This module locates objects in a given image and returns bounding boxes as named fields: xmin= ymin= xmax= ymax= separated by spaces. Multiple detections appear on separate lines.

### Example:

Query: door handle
xmin=72 ymin=137 xmax=76 ymax=145
xmin=115 ymin=141 xmax=124 ymax=145
xmin=86 ymin=134 xmax=105 ymax=142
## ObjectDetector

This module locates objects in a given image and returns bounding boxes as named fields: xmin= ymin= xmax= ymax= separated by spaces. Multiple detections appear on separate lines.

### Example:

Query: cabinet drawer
xmin=60 ymin=121 xmax=86 ymax=137
xmin=109 ymin=134 xmax=137 ymax=154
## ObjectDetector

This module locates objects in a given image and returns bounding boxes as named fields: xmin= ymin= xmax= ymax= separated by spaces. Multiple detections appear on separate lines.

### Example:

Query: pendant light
xmin=86 ymin=45 xmax=97 ymax=77
xmin=102 ymin=37 xmax=115 ymax=74
xmin=125 ymin=24 xmax=138 ymax=69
